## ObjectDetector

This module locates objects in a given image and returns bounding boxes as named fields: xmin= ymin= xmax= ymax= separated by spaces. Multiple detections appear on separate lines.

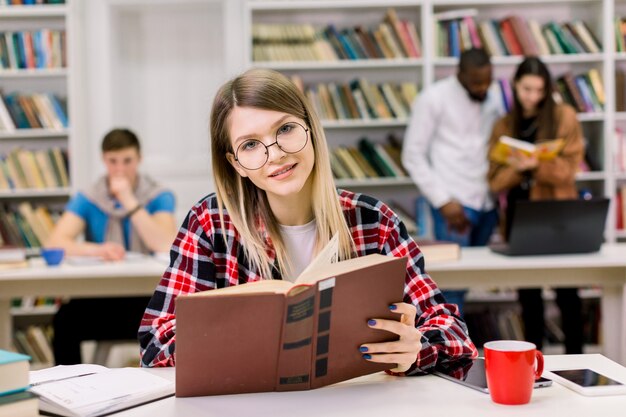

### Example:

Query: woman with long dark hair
xmin=487 ymin=56 xmax=585 ymax=353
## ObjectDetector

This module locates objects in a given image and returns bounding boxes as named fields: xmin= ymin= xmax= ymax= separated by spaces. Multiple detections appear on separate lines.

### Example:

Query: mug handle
xmin=534 ymin=350 xmax=545 ymax=380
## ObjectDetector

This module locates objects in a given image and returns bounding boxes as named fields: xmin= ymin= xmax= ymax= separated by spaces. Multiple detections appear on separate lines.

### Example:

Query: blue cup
xmin=41 ymin=248 xmax=65 ymax=266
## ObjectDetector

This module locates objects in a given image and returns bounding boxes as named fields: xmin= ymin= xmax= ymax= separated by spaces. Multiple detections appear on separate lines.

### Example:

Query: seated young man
xmin=47 ymin=128 xmax=177 ymax=364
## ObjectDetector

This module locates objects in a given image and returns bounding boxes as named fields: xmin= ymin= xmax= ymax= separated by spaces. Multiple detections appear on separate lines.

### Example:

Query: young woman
xmin=139 ymin=68 xmax=477 ymax=375
xmin=487 ymin=57 xmax=585 ymax=353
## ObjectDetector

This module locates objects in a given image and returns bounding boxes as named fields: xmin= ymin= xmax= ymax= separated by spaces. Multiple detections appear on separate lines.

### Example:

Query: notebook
xmin=489 ymin=198 xmax=609 ymax=256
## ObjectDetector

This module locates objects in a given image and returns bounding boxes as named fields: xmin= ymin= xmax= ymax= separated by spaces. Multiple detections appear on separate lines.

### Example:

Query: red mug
xmin=484 ymin=340 xmax=544 ymax=405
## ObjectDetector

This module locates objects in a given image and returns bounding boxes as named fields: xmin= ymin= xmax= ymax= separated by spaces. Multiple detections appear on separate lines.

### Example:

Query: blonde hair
xmin=210 ymin=68 xmax=355 ymax=279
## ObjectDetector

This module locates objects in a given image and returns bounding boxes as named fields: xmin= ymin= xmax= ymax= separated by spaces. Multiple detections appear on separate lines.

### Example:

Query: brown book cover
xmin=175 ymin=253 xmax=407 ymax=397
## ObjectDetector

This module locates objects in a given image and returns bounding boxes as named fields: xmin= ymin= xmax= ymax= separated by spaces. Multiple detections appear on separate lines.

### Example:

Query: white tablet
xmin=434 ymin=358 xmax=552 ymax=394
xmin=545 ymin=368 xmax=626 ymax=396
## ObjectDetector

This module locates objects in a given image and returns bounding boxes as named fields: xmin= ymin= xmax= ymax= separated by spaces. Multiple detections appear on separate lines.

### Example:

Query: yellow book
xmin=490 ymin=135 xmax=565 ymax=165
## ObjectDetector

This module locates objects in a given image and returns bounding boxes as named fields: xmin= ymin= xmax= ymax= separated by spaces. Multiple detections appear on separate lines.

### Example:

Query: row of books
xmin=0 ymin=147 xmax=70 ymax=190
xmin=293 ymin=77 xmax=418 ymax=121
xmin=13 ymin=325 xmax=54 ymax=365
xmin=615 ymin=128 xmax=626 ymax=172
xmin=0 ymin=202 xmax=59 ymax=248
xmin=615 ymin=185 xmax=626 ymax=231
xmin=0 ymin=92 xmax=69 ymax=131
xmin=435 ymin=10 xmax=601 ymax=57
xmin=498 ymin=69 xmax=605 ymax=115
xmin=330 ymin=137 xmax=407 ymax=181
xmin=0 ymin=0 xmax=64 ymax=5
xmin=0 ymin=350 xmax=38 ymax=417
xmin=0 ymin=30 xmax=66 ymax=71
xmin=252 ymin=8 xmax=421 ymax=62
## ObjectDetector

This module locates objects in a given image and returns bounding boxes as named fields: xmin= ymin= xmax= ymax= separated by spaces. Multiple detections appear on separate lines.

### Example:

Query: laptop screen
xmin=500 ymin=198 xmax=609 ymax=256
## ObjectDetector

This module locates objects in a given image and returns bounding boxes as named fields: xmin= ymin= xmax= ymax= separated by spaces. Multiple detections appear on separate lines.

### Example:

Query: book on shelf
xmin=435 ymin=13 xmax=602 ymax=57
xmin=252 ymin=8 xmax=420 ymax=63
xmin=414 ymin=240 xmax=461 ymax=263
xmin=0 ymin=350 xmax=29 ymax=397
xmin=175 ymin=234 xmax=407 ymax=397
xmin=489 ymin=135 xmax=565 ymax=165
xmin=29 ymin=364 xmax=175 ymax=417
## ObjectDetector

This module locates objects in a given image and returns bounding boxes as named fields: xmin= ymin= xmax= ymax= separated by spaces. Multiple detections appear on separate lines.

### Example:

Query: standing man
xmin=402 ymin=48 xmax=504 ymax=314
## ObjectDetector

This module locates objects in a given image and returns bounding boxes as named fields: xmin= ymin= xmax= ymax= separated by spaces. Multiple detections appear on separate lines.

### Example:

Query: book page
xmin=30 ymin=364 xmax=109 ymax=386
xmin=295 ymin=233 xmax=339 ymax=283
xmin=31 ymin=368 xmax=174 ymax=417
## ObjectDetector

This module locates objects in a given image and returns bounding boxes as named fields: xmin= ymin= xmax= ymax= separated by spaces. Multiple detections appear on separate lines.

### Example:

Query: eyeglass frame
xmin=232 ymin=121 xmax=310 ymax=171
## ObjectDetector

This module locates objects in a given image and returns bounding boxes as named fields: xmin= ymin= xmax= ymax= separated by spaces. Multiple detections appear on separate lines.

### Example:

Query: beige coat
xmin=487 ymin=104 xmax=585 ymax=201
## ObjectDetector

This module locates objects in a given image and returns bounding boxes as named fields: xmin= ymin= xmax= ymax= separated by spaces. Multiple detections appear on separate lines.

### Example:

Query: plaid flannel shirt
xmin=139 ymin=189 xmax=478 ymax=372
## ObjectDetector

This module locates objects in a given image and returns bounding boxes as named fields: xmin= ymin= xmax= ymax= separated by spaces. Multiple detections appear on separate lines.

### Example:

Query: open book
xmin=29 ymin=364 xmax=174 ymax=417
xmin=490 ymin=135 xmax=565 ymax=164
xmin=175 ymin=237 xmax=408 ymax=397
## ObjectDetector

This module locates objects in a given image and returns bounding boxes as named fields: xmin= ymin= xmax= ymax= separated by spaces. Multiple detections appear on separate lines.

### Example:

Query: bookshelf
xmin=244 ymin=0 xmax=626 ymax=243
xmin=0 ymin=1 xmax=74 ymax=250
xmin=0 ymin=0 xmax=75 ymax=368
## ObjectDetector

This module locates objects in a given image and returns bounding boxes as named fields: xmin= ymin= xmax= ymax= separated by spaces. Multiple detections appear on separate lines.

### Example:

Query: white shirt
xmin=402 ymin=76 xmax=504 ymax=210
xmin=279 ymin=219 xmax=317 ymax=282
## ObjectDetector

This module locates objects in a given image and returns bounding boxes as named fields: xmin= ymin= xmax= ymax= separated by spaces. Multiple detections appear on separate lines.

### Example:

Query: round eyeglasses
xmin=234 ymin=121 xmax=309 ymax=170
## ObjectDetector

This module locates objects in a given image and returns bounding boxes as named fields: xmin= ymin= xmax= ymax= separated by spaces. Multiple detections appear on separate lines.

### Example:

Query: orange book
xmin=490 ymin=136 xmax=565 ymax=165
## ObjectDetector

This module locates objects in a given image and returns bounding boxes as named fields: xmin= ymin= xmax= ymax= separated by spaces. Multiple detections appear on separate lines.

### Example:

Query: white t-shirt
xmin=402 ymin=76 xmax=505 ymax=210
xmin=279 ymin=219 xmax=317 ymax=282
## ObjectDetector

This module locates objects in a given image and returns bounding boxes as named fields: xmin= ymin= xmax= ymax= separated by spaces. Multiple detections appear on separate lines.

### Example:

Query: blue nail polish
xmin=389 ymin=304 xmax=398 ymax=310
xmin=368 ymin=319 xmax=377 ymax=326
xmin=363 ymin=354 xmax=372 ymax=360
xmin=359 ymin=346 xmax=368 ymax=352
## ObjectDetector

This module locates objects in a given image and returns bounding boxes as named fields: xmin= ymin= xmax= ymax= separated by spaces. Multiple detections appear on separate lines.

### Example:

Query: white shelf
xmin=0 ymin=128 xmax=70 ymax=139
xmin=10 ymin=305 xmax=58 ymax=317
xmin=322 ymin=119 xmax=408 ymax=129
xmin=248 ymin=0 xmax=420 ymax=11
xmin=435 ymin=53 xmax=604 ymax=66
xmin=616 ymin=230 xmax=626 ymax=239
xmin=336 ymin=177 xmax=415 ymax=188
xmin=0 ymin=4 xmax=67 ymax=18
xmin=615 ymin=172 xmax=626 ymax=180
xmin=0 ymin=188 xmax=71 ymax=198
xmin=252 ymin=59 xmax=422 ymax=71
xmin=576 ymin=171 xmax=606 ymax=181
xmin=0 ymin=68 xmax=68 ymax=78
xmin=615 ymin=112 xmax=626 ymax=121
xmin=432 ymin=0 xmax=600 ymax=6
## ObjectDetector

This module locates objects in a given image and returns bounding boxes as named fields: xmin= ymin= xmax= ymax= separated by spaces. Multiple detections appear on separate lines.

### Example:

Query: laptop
xmin=489 ymin=198 xmax=609 ymax=256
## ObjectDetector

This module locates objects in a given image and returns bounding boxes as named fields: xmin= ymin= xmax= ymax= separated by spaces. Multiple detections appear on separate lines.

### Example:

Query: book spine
xmin=275 ymin=286 xmax=316 ymax=391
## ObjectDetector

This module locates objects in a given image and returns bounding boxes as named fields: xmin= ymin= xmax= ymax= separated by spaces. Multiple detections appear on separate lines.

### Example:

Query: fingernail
xmin=389 ymin=304 xmax=397 ymax=310
xmin=362 ymin=354 xmax=372 ymax=360
xmin=359 ymin=346 xmax=368 ymax=352
xmin=368 ymin=319 xmax=377 ymax=326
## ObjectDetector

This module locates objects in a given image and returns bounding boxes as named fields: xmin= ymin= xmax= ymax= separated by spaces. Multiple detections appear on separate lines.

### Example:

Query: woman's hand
xmin=360 ymin=302 xmax=422 ymax=373
xmin=507 ymin=150 xmax=538 ymax=172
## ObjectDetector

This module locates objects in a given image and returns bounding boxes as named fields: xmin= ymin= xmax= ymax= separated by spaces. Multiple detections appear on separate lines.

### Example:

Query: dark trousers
xmin=518 ymin=288 xmax=583 ymax=354
xmin=52 ymin=297 xmax=151 ymax=365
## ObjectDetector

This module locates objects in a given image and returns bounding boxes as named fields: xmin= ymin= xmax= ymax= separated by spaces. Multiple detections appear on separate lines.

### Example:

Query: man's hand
xmin=96 ymin=242 xmax=126 ymax=261
xmin=108 ymin=176 xmax=138 ymax=209
xmin=439 ymin=201 xmax=469 ymax=233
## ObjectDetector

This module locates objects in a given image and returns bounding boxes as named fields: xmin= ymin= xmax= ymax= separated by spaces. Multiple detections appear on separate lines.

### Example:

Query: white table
xmin=426 ymin=244 xmax=626 ymax=365
xmin=0 ymin=257 xmax=167 ymax=350
xmin=3 ymin=245 xmax=626 ymax=364
xmin=113 ymin=354 xmax=626 ymax=416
